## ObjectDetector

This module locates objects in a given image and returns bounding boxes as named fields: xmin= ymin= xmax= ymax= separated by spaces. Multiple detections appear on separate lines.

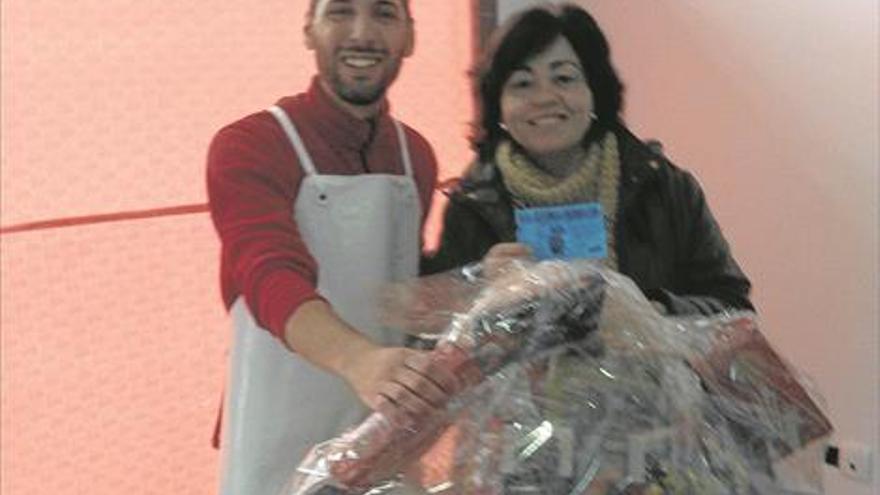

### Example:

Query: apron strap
xmin=392 ymin=120 xmax=414 ymax=178
xmin=267 ymin=105 xmax=318 ymax=176
xmin=270 ymin=104 xmax=413 ymax=179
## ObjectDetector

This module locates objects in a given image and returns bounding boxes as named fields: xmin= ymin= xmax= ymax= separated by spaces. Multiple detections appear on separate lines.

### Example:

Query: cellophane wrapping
xmin=280 ymin=260 xmax=832 ymax=495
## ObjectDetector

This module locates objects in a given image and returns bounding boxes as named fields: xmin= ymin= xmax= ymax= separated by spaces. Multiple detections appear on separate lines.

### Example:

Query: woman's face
xmin=499 ymin=36 xmax=594 ymax=159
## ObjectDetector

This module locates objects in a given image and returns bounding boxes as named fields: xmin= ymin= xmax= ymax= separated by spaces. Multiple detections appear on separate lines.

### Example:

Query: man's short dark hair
xmin=307 ymin=0 xmax=412 ymax=20
xmin=472 ymin=3 xmax=624 ymax=162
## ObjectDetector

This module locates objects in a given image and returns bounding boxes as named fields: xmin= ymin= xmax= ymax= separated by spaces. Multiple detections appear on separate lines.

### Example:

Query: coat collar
xmin=285 ymin=77 xmax=394 ymax=153
xmin=451 ymin=124 xmax=664 ymax=205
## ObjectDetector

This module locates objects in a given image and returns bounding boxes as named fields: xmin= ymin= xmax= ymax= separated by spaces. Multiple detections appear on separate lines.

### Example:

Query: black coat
xmin=420 ymin=124 xmax=754 ymax=316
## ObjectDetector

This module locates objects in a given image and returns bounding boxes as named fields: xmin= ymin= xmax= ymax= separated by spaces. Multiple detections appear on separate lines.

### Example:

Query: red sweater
xmin=207 ymin=79 xmax=438 ymax=338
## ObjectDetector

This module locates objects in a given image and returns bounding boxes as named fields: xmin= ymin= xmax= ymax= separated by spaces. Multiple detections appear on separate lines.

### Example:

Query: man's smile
xmin=339 ymin=49 xmax=386 ymax=69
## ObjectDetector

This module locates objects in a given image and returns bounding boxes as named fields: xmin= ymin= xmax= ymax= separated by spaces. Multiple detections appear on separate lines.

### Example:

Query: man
xmin=207 ymin=1 xmax=456 ymax=493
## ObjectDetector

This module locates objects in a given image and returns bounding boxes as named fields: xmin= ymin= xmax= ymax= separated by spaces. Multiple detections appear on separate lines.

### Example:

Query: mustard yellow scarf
xmin=495 ymin=132 xmax=621 ymax=269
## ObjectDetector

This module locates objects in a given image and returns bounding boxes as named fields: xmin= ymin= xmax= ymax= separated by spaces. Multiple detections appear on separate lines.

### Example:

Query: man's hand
xmin=340 ymin=347 xmax=459 ymax=428
xmin=285 ymin=300 xmax=459 ymax=427
xmin=482 ymin=242 xmax=532 ymax=279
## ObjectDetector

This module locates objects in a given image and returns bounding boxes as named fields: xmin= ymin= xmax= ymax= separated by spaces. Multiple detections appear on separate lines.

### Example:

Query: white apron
xmin=218 ymin=105 xmax=422 ymax=495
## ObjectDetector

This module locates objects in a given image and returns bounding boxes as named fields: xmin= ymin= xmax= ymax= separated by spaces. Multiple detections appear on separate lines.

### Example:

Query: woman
xmin=422 ymin=4 xmax=753 ymax=315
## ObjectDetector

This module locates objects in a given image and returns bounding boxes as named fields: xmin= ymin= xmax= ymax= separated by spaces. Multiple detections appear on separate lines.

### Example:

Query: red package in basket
xmin=283 ymin=261 xmax=608 ymax=495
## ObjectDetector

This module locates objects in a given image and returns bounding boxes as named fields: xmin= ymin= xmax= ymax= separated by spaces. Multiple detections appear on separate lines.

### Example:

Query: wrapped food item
xmin=282 ymin=261 xmax=833 ymax=495
xmin=283 ymin=260 xmax=607 ymax=495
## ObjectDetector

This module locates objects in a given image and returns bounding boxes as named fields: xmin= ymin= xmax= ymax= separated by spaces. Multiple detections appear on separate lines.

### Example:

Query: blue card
xmin=515 ymin=202 xmax=607 ymax=261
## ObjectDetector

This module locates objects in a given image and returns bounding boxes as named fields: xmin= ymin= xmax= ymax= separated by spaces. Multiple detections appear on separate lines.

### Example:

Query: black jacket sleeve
xmin=651 ymin=170 xmax=754 ymax=315
xmin=420 ymin=195 xmax=497 ymax=276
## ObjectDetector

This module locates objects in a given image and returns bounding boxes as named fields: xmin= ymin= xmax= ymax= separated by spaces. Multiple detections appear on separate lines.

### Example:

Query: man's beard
xmin=333 ymin=78 xmax=386 ymax=106
xmin=330 ymin=62 xmax=401 ymax=106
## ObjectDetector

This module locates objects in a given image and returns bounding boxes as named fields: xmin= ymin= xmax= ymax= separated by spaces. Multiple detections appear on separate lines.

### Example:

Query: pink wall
xmin=0 ymin=1 xmax=472 ymax=493
xmin=569 ymin=1 xmax=879 ymax=493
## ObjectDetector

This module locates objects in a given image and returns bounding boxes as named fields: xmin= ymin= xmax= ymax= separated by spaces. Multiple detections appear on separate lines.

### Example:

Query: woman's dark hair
xmin=472 ymin=4 xmax=624 ymax=162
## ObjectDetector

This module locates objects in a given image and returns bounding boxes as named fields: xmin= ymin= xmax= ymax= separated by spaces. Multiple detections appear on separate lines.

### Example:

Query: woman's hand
xmin=482 ymin=242 xmax=533 ymax=279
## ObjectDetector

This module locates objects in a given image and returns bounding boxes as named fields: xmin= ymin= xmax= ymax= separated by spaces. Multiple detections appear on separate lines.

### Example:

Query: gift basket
xmin=281 ymin=260 xmax=833 ymax=495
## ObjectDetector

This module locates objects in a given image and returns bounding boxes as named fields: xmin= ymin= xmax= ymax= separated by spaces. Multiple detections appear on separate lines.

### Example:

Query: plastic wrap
xmin=281 ymin=260 xmax=832 ymax=495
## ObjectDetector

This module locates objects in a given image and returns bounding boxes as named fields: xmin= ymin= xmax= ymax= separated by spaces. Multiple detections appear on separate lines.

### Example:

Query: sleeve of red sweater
xmin=206 ymin=116 xmax=324 ymax=339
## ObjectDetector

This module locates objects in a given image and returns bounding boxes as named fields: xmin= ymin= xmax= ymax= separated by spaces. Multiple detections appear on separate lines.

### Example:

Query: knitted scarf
xmin=495 ymin=132 xmax=621 ymax=269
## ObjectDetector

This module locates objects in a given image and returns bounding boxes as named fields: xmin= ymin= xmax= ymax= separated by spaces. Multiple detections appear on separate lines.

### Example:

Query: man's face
xmin=306 ymin=0 xmax=413 ymax=107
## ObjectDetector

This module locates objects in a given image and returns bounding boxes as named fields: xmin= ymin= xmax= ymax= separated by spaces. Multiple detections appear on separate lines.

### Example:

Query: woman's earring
xmin=499 ymin=122 xmax=509 ymax=132
xmin=589 ymin=111 xmax=598 ymax=120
